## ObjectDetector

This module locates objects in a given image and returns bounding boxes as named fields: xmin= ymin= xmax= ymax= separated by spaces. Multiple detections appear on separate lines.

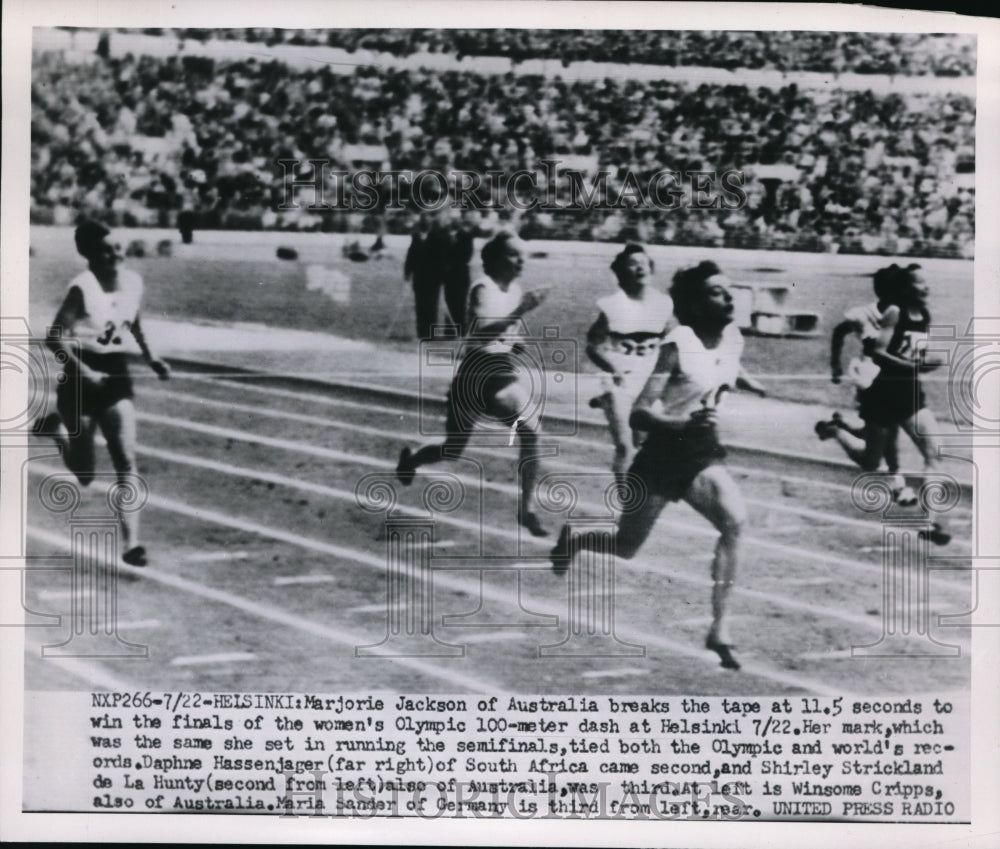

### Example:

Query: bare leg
xmin=98 ymin=399 xmax=141 ymax=556
xmin=551 ymin=476 xmax=668 ymax=570
xmin=883 ymin=424 xmax=901 ymax=474
xmin=491 ymin=379 xmax=548 ymax=535
xmin=51 ymin=403 xmax=99 ymax=487
xmin=612 ymin=486 xmax=670 ymax=560
xmin=407 ymin=430 xmax=472 ymax=469
xmin=831 ymin=421 xmax=891 ymax=472
xmin=403 ymin=388 xmax=473 ymax=474
xmin=682 ymin=465 xmax=747 ymax=667
xmin=899 ymin=408 xmax=950 ymax=542
xmin=513 ymin=422 xmax=550 ymax=536
xmin=603 ymin=387 xmax=632 ymax=483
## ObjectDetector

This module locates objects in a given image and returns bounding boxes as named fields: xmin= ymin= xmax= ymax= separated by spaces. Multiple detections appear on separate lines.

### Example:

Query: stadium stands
xmin=31 ymin=33 xmax=976 ymax=258
xmin=154 ymin=29 xmax=977 ymax=78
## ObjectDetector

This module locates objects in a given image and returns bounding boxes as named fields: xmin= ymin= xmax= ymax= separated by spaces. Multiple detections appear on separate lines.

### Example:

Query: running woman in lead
xmin=586 ymin=243 xmax=674 ymax=486
xmin=34 ymin=220 xmax=170 ymax=566
xmin=552 ymin=261 xmax=766 ymax=669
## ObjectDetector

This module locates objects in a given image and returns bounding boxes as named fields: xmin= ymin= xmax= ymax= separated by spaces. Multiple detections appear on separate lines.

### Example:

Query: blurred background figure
xmin=404 ymin=208 xmax=474 ymax=340
xmin=403 ymin=214 xmax=436 ymax=340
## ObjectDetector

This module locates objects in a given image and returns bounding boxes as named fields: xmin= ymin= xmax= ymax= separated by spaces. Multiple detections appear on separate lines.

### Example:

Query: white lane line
xmin=157 ymin=379 xmax=975 ymax=520
xmin=170 ymin=374 xmax=412 ymax=419
xmin=126 ymin=447 xmax=970 ymax=638
xmin=798 ymin=649 xmax=861 ymax=660
xmin=457 ymin=631 xmax=532 ymax=645
xmin=345 ymin=603 xmax=395 ymax=614
xmin=132 ymin=442 xmax=972 ymax=612
xmin=138 ymin=444 xmax=512 ymax=544
xmin=129 ymin=445 xmax=916 ymax=632
xmin=141 ymin=387 xmax=973 ymax=535
xmin=581 ymin=668 xmax=651 ymax=679
xmin=23 ymin=632 xmax=140 ymax=691
xmin=183 ymin=551 xmax=251 ymax=563
xmin=27 ymin=470 xmax=863 ymax=695
xmin=26 ymin=525 xmax=498 ymax=694
xmin=170 ymin=652 xmax=257 ymax=666
xmin=116 ymin=619 xmax=163 ymax=630
xmin=273 ymin=575 xmax=336 ymax=586
xmin=37 ymin=589 xmax=74 ymax=601
xmin=171 ymin=373 xmax=970 ymax=488
xmin=136 ymin=411 xmax=510 ymax=499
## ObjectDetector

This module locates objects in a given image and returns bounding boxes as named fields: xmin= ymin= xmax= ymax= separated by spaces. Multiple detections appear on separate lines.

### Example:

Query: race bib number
xmin=96 ymin=319 xmax=130 ymax=346
xmin=616 ymin=338 xmax=661 ymax=358
xmin=894 ymin=330 xmax=927 ymax=362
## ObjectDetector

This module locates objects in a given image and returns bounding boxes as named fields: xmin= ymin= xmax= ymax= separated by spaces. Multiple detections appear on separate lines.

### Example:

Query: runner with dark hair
xmin=586 ymin=243 xmax=674 ymax=485
xmin=34 ymin=220 xmax=171 ymax=566
xmin=817 ymin=263 xmax=950 ymax=545
xmin=551 ymin=260 xmax=766 ymax=669
xmin=818 ymin=263 xmax=916 ymax=506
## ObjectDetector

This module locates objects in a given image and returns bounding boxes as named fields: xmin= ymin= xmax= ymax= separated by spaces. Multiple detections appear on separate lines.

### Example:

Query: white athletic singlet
xmin=596 ymin=288 xmax=673 ymax=399
xmin=652 ymin=322 xmax=744 ymax=420
xmin=65 ymin=269 xmax=143 ymax=355
xmin=463 ymin=274 xmax=525 ymax=356
xmin=843 ymin=300 xmax=897 ymax=389
xmin=596 ymin=288 xmax=674 ymax=369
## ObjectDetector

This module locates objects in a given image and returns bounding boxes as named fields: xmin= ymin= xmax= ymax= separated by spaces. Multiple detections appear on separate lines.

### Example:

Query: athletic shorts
xmin=859 ymin=374 xmax=925 ymax=427
xmin=628 ymin=427 xmax=726 ymax=502
xmin=57 ymin=351 xmax=134 ymax=423
xmin=447 ymin=348 xmax=524 ymax=430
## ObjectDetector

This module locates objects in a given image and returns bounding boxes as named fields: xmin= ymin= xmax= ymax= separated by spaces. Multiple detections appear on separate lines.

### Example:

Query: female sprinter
xmin=819 ymin=263 xmax=950 ymax=545
xmin=551 ymin=260 xmax=766 ymax=669
xmin=817 ymin=264 xmax=916 ymax=506
xmin=396 ymin=231 xmax=550 ymax=536
xmin=586 ymin=243 xmax=674 ymax=484
xmin=34 ymin=220 xmax=170 ymax=566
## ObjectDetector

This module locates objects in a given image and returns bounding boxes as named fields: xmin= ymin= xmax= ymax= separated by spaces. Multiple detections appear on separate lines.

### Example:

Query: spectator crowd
xmin=31 ymin=30 xmax=976 ymax=259
xmin=163 ymin=29 xmax=977 ymax=78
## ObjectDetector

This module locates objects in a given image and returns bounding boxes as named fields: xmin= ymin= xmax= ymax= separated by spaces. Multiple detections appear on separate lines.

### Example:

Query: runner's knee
xmin=716 ymin=501 xmax=745 ymax=538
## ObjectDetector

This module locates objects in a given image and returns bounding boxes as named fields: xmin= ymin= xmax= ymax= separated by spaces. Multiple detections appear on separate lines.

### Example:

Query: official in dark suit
xmin=404 ymin=212 xmax=475 ymax=340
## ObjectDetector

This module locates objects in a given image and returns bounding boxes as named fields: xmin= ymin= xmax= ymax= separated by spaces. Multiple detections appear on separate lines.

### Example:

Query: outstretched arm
xmin=736 ymin=368 xmax=767 ymax=396
xmin=585 ymin=312 xmax=622 ymax=382
xmin=830 ymin=319 xmax=859 ymax=383
xmin=129 ymin=315 xmax=170 ymax=379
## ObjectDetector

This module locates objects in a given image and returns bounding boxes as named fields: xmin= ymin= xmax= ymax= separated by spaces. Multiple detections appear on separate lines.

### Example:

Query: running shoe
xmin=893 ymin=485 xmax=918 ymax=507
xmin=122 ymin=546 xmax=147 ymax=567
xmin=814 ymin=419 xmax=839 ymax=441
xmin=519 ymin=511 xmax=548 ymax=538
xmin=706 ymin=634 xmax=741 ymax=670
xmin=588 ymin=392 xmax=610 ymax=410
xmin=918 ymin=523 xmax=951 ymax=546
xmin=396 ymin=447 xmax=416 ymax=486
xmin=549 ymin=524 xmax=572 ymax=573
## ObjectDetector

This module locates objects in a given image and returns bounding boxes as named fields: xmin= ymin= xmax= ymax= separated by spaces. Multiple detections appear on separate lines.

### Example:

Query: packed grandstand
xmin=31 ymin=29 xmax=976 ymax=258
xmin=166 ymin=29 xmax=977 ymax=77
